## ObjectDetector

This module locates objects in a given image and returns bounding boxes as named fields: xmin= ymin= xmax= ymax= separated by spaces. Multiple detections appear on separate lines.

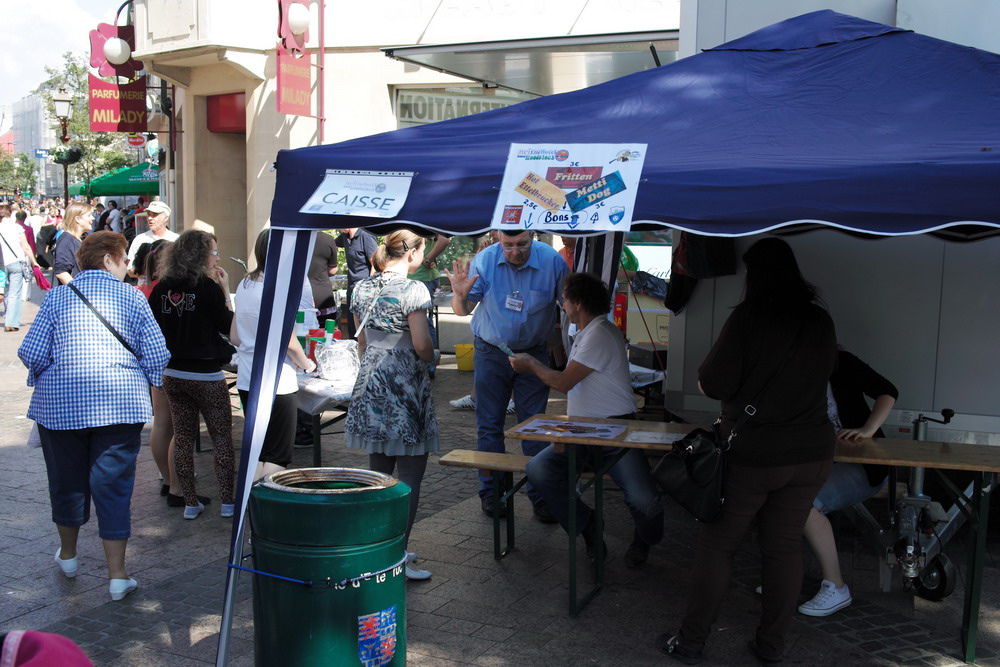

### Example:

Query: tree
xmin=0 ymin=152 xmax=38 ymax=196
xmin=39 ymin=52 xmax=132 ymax=198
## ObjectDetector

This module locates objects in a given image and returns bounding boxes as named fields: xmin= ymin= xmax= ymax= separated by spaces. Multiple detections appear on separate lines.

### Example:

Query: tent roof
xmin=270 ymin=10 xmax=1000 ymax=239
xmin=70 ymin=162 xmax=159 ymax=197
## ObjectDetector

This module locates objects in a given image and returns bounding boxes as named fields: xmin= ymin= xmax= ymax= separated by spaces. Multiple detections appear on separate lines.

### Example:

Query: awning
xmin=68 ymin=161 xmax=160 ymax=197
xmin=383 ymin=31 xmax=679 ymax=97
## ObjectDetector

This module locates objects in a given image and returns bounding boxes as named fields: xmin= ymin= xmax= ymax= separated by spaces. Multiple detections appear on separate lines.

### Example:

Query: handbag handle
xmin=68 ymin=283 xmax=138 ymax=358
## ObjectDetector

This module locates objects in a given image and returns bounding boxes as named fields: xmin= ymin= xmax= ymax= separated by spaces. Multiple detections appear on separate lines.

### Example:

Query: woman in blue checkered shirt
xmin=19 ymin=231 xmax=170 ymax=602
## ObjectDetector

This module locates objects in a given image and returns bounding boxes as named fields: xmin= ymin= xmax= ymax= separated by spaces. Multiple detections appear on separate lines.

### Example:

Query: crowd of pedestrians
xmin=4 ymin=200 xmax=897 ymax=663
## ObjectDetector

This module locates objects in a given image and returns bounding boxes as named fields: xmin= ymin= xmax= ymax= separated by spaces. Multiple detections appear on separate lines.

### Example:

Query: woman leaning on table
xmin=18 ymin=231 xmax=170 ymax=602
xmin=659 ymin=237 xmax=837 ymax=666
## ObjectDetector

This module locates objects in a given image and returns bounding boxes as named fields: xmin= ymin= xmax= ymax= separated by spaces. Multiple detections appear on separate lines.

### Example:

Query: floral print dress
xmin=345 ymin=272 xmax=439 ymax=455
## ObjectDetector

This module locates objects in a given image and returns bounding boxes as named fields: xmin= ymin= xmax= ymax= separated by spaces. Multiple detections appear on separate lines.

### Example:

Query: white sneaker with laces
xmin=449 ymin=394 xmax=476 ymax=410
xmin=506 ymin=400 xmax=516 ymax=415
xmin=798 ymin=579 xmax=852 ymax=616
xmin=404 ymin=551 xmax=432 ymax=581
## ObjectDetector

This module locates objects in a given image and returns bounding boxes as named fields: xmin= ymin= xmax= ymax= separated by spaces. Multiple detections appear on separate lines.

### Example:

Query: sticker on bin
xmin=358 ymin=605 xmax=397 ymax=666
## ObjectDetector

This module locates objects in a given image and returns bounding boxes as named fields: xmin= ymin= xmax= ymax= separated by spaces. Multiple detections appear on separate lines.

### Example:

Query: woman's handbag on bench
xmin=652 ymin=421 xmax=729 ymax=522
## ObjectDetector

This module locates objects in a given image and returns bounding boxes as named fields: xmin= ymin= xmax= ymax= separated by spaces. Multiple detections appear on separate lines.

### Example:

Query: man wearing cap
xmin=445 ymin=229 xmax=569 ymax=520
xmin=127 ymin=201 xmax=178 ymax=265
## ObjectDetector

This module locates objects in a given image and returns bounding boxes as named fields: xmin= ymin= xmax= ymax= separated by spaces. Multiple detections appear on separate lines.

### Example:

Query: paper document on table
xmin=624 ymin=431 xmax=686 ymax=445
xmin=516 ymin=419 xmax=627 ymax=440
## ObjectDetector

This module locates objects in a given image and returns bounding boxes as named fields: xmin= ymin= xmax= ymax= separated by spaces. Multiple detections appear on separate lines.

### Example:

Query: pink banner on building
xmin=89 ymin=74 xmax=147 ymax=132
xmin=277 ymin=46 xmax=312 ymax=116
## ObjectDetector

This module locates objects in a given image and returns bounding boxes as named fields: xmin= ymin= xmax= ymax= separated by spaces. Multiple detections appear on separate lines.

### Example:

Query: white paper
xmin=515 ymin=419 xmax=627 ymax=440
xmin=299 ymin=169 xmax=413 ymax=217
xmin=491 ymin=143 xmax=646 ymax=232
xmin=624 ymin=431 xmax=685 ymax=445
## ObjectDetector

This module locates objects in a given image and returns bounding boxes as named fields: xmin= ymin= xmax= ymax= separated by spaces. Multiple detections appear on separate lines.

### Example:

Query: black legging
xmin=369 ymin=453 xmax=429 ymax=548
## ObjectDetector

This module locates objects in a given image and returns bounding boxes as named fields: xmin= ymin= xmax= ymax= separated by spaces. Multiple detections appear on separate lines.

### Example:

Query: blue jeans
xmin=4 ymin=261 xmax=24 ymax=328
xmin=526 ymin=444 xmax=664 ymax=545
xmin=39 ymin=423 xmax=143 ymax=540
xmin=473 ymin=337 xmax=550 ymax=503
xmin=813 ymin=462 xmax=886 ymax=513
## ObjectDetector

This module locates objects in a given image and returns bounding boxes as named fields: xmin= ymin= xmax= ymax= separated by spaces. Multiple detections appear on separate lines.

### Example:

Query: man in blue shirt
xmin=447 ymin=230 xmax=569 ymax=519
xmin=335 ymin=228 xmax=378 ymax=337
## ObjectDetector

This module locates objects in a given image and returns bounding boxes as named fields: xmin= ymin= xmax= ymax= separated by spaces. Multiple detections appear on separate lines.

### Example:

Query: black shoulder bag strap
xmin=68 ymin=283 xmax=138 ymax=358
xmin=723 ymin=326 xmax=803 ymax=449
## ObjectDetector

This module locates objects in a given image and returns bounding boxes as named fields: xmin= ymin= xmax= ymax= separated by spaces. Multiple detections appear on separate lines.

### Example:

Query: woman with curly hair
xmin=149 ymin=230 xmax=236 ymax=519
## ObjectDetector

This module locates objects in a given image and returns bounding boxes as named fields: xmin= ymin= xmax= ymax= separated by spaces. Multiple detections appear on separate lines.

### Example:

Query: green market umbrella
xmin=68 ymin=162 xmax=160 ymax=197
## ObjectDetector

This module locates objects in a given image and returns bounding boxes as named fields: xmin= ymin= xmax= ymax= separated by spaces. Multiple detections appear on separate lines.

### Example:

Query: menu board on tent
xmin=299 ymin=169 xmax=413 ymax=218
xmin=491 ymin=143 xmax=646 ymax=232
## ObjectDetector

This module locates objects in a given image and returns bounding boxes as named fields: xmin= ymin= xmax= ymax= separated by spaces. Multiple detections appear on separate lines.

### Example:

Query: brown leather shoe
xmin=4 ymin=327 xmax=18 ymax=332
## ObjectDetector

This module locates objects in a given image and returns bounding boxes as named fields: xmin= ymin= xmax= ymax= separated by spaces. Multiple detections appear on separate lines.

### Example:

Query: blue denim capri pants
xmin=813 ymin=462 xmax=887 ymax=514
xmin=38 ymin=423 xmax=143 ymax=540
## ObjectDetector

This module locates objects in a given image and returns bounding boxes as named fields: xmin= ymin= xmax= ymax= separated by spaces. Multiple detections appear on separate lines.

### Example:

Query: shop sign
xmin=277 ymin=45 xmax=312 ymax=116
xmin=89 ymin=74 xmax=147 ymax=132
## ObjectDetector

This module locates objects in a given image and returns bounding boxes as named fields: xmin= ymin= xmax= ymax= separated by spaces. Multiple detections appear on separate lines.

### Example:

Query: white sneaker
xmin=449 ymin=394 xmax=476 ymax=409
xmin=54 ymin=548 xmax=78 ymax=578
xmin=221 ymin=503 xmax=235 ymax=518
xmin=506 ymin=400 xmax=516 ymax=415
xmin=183 ymin=502 xmax=205 ymax=520
xmin=798 ymin=579 xmax=852 ymax=616
xmin=404 ymin=551 xmax=432 ymax=581
xmin=109 ymin=577 xmax=138 ymax=601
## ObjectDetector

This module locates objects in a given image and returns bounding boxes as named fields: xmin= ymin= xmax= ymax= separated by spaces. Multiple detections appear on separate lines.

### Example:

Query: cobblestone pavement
xmin=2 ymin=298 xmax=999 ymax=665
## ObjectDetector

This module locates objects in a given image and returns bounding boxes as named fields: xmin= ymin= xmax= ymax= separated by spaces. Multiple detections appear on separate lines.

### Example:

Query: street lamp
xmin=52 ymin=89 xmax=72 ymax=206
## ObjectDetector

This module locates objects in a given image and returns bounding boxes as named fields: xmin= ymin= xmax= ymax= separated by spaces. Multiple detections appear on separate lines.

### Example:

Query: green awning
xmin=68 ymin=162 xmax=160 ymax=197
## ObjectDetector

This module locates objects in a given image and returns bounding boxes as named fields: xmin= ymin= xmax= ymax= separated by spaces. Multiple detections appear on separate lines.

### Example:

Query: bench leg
xmin=492 ymin=471 xmax=523 ymax=560
xmin=961 ymin=472 xmax=992 ymax=663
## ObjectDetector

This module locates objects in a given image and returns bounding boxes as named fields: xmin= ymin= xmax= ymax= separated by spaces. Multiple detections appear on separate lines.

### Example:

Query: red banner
xmin=277 ymin=46 xmax=312 ymax=116
xmin=89 ymin=74 xmax=147 ymax=132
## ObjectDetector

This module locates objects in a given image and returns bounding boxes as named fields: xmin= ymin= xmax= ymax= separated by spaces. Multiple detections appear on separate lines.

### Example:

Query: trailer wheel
xmin=915 ymin=554 xmax=957 ymax=601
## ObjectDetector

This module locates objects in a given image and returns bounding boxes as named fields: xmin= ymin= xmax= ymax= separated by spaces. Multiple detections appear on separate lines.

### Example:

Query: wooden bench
xmin=438 ymin=449 xmax=616 ymax=560
xmin=439 ymin=450 xmax=531 ymax=559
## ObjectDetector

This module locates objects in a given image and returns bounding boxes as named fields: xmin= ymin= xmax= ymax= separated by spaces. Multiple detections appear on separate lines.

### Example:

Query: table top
xmin=506 ymin=414 xmax=1000 ymax=474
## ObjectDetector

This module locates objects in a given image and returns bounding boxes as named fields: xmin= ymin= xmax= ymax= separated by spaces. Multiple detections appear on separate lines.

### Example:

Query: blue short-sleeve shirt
xmin=467 ymin=240 xmax=568 ymax=350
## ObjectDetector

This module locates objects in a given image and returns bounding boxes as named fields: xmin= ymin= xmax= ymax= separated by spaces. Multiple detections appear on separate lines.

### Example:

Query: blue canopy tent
xmin=217 ymin=11 xmax=1000 ymax=663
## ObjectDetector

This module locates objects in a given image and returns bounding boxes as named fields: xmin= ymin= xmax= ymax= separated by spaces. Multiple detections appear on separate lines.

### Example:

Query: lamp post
xmin=52 ymin=89 xmax=72 ymax=206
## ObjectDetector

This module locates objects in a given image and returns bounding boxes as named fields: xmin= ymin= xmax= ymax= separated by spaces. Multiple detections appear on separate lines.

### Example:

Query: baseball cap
xmin=146 ymin=201 xmax=171 ymax=216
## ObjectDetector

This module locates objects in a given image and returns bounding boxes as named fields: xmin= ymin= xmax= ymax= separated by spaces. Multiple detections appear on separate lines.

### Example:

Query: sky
xmin=0 ymin=0 xmax=115 ymax=110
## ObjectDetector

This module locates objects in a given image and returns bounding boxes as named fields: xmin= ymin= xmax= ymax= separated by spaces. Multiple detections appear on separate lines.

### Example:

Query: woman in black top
xmin=149 ymin=230 xmax=235 ymax=520
xmin=52 ymin=202 xmax=92 ymax=285
xmin=797 ymin=351 xmax=897 ymax=617
xmin=660 ymin=238 xmax=837 ymax=665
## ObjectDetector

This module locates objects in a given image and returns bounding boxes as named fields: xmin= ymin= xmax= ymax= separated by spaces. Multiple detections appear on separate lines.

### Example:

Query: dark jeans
xmin=473 ymin=337 xmax=550 ymax=504
xmin=678 ymin=458 xmax=832 ymax=660
xmin=526 ymin=444 xmax=664 ymax=545
xmin=39 ymin=423 xmax=143 ymax=540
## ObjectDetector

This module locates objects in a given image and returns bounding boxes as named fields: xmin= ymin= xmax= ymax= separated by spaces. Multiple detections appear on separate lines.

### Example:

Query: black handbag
xmin=653 ymin=331 xmax=801 ymax=522
xmin=652 ymin=419 xmax=735 ymax=523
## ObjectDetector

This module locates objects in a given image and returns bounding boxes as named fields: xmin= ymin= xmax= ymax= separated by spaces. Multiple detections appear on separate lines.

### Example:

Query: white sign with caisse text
xmin=299 ymin=170 xmax=413 ymax=218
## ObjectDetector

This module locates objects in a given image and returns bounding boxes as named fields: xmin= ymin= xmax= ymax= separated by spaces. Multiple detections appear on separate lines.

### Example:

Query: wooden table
xmin=506 ymin=414 xmax=998 ymax=662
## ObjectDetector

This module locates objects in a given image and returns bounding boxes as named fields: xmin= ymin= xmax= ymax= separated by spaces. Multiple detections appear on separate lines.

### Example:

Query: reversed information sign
xmin=491 ymin=144 xmax=646 ymax=232
xmin=300 ymin=170 xmax=413 ymax=218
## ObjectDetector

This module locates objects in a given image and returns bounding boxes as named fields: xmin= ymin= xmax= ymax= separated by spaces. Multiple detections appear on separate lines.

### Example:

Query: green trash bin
xmin=249 ymin=467 xmax=410 ymax=666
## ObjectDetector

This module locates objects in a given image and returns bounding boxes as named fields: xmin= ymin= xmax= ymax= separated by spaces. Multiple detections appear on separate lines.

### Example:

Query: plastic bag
xmin=315 ymin=339 xmax=360 ymax=389
xmin=27 ymin=422 xmax=41 ymax=448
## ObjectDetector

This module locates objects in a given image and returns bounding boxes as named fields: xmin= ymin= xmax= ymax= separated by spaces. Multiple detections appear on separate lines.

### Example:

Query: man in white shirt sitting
xmin=509 ymin=271 xmax=664 ymax=568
